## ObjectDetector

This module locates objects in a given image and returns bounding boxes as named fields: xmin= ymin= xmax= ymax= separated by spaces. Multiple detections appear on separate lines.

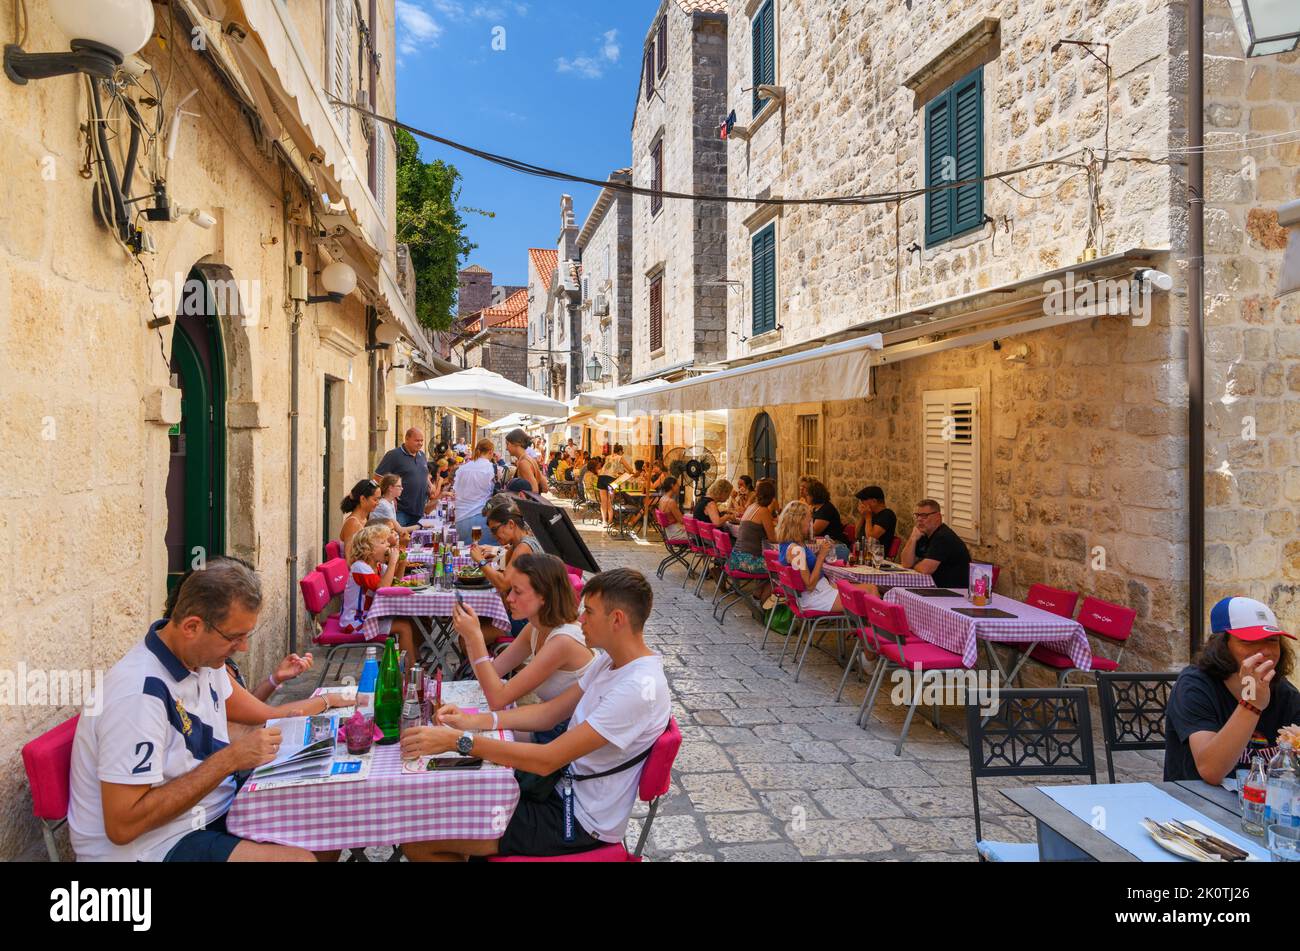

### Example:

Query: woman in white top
xmin=775 ymin=500 xmax=878 ymax=615
xmin=451 ymin=552 xmax=595 ymax=743
xmin=374 ymin=475 xmax=418 ymax=539
xmin=453 ymin=438 xmax=500 ymax=546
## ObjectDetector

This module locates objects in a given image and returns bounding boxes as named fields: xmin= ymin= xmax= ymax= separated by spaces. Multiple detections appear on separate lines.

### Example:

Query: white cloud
xmin=557 ymin=29 xmax=620 ymax=79
xmin=396 ymin=1 xmax=444 ymax=56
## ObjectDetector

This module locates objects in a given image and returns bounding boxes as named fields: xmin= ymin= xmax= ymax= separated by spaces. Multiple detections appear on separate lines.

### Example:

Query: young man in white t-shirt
xmin=67 ymin=562 xmax=319 ymax=862
xmin=400 ymin=568 xmax=671 ymax=860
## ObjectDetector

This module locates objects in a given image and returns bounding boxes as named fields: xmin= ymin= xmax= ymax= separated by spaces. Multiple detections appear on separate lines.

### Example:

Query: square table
xmin=823 ymin=562 xmax=937 ymax=589
xmin=363 ymin=587 xmax=512 ymax=670
xmin=885 ymin=588 xmax=1091 ymax=675
xmin=226 ymin=681 xmax=519 ymax=852
xmin=999 ymin=781 xmax=1268 ymax=862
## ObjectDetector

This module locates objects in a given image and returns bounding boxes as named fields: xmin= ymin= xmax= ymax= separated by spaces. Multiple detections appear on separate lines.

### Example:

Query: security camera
xmin=1135 ymin=268 xmax=1173 ymax=291
xmin=174 ymin=206 xmax=216 ymax=230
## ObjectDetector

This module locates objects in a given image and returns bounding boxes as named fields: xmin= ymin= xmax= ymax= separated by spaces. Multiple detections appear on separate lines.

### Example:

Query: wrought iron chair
xmin=1095 ymin=671 xmax=1177 ymax=784
xmin=965 ymin=688 xmax=1097 ymax=862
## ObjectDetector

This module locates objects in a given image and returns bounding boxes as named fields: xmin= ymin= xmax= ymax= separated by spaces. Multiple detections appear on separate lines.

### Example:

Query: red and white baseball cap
xmin=1210 ymin=597 xmax=1295 ymax=642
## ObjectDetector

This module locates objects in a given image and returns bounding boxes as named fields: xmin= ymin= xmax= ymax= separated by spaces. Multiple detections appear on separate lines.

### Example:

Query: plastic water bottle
xmin=434 ymin=545 xmax=446 ymax=590
xmin=1264 ymin=740 xmax=1299 ymax=829
xmin=1242 ymin=756 xmax=1268 ymax=836
xmin=356 ymin=646 xmax=379 ymax=718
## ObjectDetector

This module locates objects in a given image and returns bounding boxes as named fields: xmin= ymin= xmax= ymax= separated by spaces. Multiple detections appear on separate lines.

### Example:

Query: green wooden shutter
xmin=951 ymin=69 xmax=984 ymax=236
xmin=752 ymin=1 xmax=774 ymax=117
xmin=752 ymin=224 xmax=776 ymax=336
xmin=925 ymin=93 xmax=953 ymax=244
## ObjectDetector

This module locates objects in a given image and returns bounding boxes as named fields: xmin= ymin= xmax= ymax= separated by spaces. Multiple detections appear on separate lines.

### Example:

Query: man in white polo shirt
xmin=68 ymin=561 xmax=315 ymax=862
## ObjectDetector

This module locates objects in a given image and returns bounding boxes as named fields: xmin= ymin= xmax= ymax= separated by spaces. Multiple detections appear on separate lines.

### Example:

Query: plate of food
xmin=454 ymin=565 xmax=491 ymax=588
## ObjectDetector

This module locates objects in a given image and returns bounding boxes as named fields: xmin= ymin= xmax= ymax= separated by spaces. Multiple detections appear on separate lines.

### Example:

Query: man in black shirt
xmin=900 ymin=498 xmax=971 ymax=589
xmin=1164 ymin=596 xmax=1300 ymax=783
xmin=374 ymin=428 xmax=430 ymax=527
xmin=854 ymin=485 xmax=897 ymax=557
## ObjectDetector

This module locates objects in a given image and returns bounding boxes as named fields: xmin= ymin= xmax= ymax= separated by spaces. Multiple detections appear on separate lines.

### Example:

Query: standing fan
xmin=663 ymin=445 xmax=719 ymax=504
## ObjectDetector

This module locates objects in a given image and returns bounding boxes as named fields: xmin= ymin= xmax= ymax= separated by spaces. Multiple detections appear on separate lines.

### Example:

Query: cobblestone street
xmin=282 ymin=523 xmax=1163 ymax=862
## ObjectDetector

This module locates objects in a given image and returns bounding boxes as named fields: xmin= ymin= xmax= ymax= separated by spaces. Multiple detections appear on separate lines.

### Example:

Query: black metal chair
xmin=1095 ymin=671 xmax=1177 ymax=784
xmin=965 ymin=688 xmax=1097 ymax=862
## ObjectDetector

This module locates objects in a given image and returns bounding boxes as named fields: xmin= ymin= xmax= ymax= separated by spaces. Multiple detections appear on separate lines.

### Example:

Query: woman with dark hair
xmin=691 ymin=479 xmax=735 ymax=528
xmin=729 ymin=475 xmax=755 ymax=513
xmin=655 ymin=476 xmax=687 ymax=541
xmin=730 ymin=478 xmax=778 ymax=575
xmin=596 ymin=444 xmax=629 ymax=525
xmin=451 ymin=553 xmax=595 ymax=742
xmin=473 ymin=505 xmax=544 ymax=598
xmin=1163 ymin=596 xmax=1300 ymax=784
xmin=807 ymin=479 xmax=848 ymax=560
xmin=339 ymin=479 xmax=381 ymax=551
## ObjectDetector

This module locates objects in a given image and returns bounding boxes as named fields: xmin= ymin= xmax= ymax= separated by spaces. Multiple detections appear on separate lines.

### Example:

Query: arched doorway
xmin=749 ymin=412 xmax=777 ymax=484
xmin=165 ymin=269 xmax=227 ymax=592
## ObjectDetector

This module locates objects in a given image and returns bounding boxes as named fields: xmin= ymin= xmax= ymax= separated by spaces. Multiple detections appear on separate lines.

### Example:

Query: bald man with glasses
xmin=899 ymin=499 xmax=971 ymax=589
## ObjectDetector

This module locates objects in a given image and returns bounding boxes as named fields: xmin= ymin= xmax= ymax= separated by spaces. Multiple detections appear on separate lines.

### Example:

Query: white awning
xmin=396 ymin=368 xmax=569 ymax=417
xmin=614 ymin=335 xmax=881 ymax=417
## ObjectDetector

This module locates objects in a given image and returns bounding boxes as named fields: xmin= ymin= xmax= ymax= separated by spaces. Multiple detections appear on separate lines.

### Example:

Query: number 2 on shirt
xmin=132 ymin=741 xmax=155 ymax=775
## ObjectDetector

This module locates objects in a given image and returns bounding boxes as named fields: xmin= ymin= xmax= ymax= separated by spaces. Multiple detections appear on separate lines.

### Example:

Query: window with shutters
xmin=751 ymin=223 xmax=776 ymax=336
xmin=751 ymin=0 xmax=775 ymax=119
xmin=644 ymin=42 xmax=655 ymax=101
xmin=924 ymin=67 xmax=983 ymax=246
xmin=657 ymin=15 xmax=668 ymax=77
xmin=649 ymin=272 xmax=663 ymax=354
xmin=922 ymin=387 xmax=980 ymax=544
xmin=650 ymin=139 xmax=663 ymax=217
xmin=328 ymin=0 xmax=353 ymax=147
xmin=798 ymin=414 xmax=821 ymax=482
xmin=373 ymin=123 xmax=387 ymax=215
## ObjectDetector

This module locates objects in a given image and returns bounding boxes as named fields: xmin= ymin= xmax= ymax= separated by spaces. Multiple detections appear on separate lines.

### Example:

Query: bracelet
xmin=472 ymin=655 xmax=492 ymax=667
xmin=1239 ymin=697 xmax=1263 ymax=717
xmin=267 ymin=673 xmax=279 ymax=690
xmin=491 ymin=712 xmax=499 ymax=732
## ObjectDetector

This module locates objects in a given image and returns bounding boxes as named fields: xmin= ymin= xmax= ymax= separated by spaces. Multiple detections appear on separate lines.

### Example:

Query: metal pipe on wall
xmin=289 ymin=295 xmax=302 ymax=655
xmin=1187 ymin=0 xmax=1206 ymax=657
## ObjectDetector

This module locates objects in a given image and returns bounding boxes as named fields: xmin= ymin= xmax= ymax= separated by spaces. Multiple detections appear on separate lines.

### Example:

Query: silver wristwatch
xmin=456 ymin=731 xmax=475 ymax=756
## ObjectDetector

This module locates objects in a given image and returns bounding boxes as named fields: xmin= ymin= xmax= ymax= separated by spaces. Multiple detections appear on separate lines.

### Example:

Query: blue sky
xmin=394 ymin=1 xmax=661 ymax=286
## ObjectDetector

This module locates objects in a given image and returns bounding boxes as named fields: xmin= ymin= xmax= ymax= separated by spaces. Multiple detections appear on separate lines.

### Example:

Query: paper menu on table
xmin=249 ymin=715 xmax=337 ymax=783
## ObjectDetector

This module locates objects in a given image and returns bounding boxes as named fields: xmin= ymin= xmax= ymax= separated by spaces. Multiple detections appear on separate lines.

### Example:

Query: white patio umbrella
xmin=396 ymin=367 xmax=568 ymax=441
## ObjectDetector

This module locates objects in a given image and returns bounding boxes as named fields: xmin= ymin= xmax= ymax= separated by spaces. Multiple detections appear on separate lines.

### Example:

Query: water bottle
xmin=400 ymin=680 xmax=423 ymax=745
xmin=356 ymin=646 xmax=379 ymax=718
xmin=434 ymin=545 xmax=445 ymax=590
xmin=1264 ymin=740 xmax=1299 ymax=829
xmin=1242 ymin=756 xmax=1268 ymax=836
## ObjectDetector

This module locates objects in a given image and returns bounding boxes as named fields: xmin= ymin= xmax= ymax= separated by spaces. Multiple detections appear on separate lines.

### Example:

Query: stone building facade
xmin=699 ymin=0 xmax=1299 ymax=671
xmin=631 ymin=0 xmax=730 ymax=381
xmin=0 ymin=1 xmax=425 ymax=858
xmin=458 ymin=288 xmax=529 ymax=388
xmin=577 ymin=169 xmax=635 ymax=391
xmin=526 ymin=247 xmax=559 ymax=396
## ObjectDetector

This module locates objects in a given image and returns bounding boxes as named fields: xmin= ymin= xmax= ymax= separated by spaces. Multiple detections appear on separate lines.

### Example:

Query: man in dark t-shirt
xmin=900 ymin=498 xmax=971 ymax=589
xmin=854 ymin=485 xmax=897 ymax=557
xmin=374 ymin=428 xmax=430 ymax=527
xmin=1163 ymin=596 xmax=1300 ymax=783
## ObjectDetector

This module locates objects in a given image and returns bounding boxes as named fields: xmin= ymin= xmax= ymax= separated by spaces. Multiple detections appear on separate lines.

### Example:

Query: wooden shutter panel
xmin=651 ymin=140 xmax=663 ymax=215
xmin=658 ymin=15 xmax=668 ymax=77
xmin=752 ymin=1 xmax=774 ymax=117
xmin=329 ymin=0 xmax=353 ymax=146
xmin=644 ymin=45 xmax=655 ymax=101
xmin=374 ymin=123 xmax=386 ymax=214
xmin=924 ymin=93 xmax=952 ymax=244
xmin=751 ymin=225 xmax=775 ymax=335
xmin=649 ymin=275 xmax=662 ymax=352
xmin=922 ymin=388 xmax=980 ymax=544
xmin=951 ymin=70 xmax=984 ymax=236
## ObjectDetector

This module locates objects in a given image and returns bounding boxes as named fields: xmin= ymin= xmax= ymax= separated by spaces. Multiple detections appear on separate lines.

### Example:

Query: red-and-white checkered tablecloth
xmin=823 ymin=563 xmax=936 ymax=589
xmin=404 ymin=551 xmax=473 ymax=568
xmin=362 ymin=587 xmax=511 ymax=640
xmin=884 ymin=588 xmax=1092 ymax=670
xmin=226 ymin=734 xmax=520 ymax=850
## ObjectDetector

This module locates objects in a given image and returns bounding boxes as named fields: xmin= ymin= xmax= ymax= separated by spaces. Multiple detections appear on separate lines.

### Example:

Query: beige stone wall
xmin=0 ymin=5 xmax=400 ymax=859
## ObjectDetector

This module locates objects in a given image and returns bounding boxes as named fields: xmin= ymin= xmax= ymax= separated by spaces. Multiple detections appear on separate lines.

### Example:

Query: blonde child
xmin=340 ymin=524 xmax=420 ymax=660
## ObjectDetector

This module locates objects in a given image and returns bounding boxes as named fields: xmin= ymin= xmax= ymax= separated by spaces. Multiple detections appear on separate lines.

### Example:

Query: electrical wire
xmin=12 ymin=0 xmax=27 ymax=47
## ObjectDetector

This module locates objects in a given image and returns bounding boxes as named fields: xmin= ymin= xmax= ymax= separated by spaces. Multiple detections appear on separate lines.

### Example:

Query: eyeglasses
xmin=206 ymin=620 xmax=257 ymax=645
xmin=913 ymin=511 xmax=939 ymax=520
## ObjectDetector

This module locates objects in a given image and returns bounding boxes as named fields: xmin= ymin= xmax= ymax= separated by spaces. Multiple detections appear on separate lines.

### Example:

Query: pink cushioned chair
xmin=711 ymin=528 xmax=768 ymax=623
xmin=21 ymin=714 xmax=79 ymax=861
xmin=1029 ymin=596 xmax=1137 ymax=686
xmin=833 ymin=580 xmax=924 ymax=703
xmin=489 ymin=717 xmax=682 ymax=862
xmin=775 ymin=564 xmax=848 ymax=682
xmin=758 ymin=548 xmax=789 ymax=651
xmin=858 ymin=595 xmax=966 ymax=755
xmin=652 ymin=508 xmax=692 ymax=580
xmin=325 ymin=539 xmax=344 ymax=562
xmin=300 ymin=570 xmax=371 ymax=688
xmin=887 ymin=537 xmax=902 ymax=561
xmin=316 ymin=557 xmax=350 ymax=597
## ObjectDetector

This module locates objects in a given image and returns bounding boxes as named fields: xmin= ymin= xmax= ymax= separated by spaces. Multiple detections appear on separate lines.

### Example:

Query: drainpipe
xmin=368 ymin=306 xmax=380 ymax=467
xmin=1187 ymin=0 xmax=1205 ymax=657
xmin=289 ymin=297 xmax=302 ymax=655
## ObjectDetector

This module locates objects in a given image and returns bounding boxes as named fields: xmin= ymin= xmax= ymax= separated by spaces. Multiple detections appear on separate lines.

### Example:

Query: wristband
xmin=472 ymin=655 xmax=492 ymax=667
xmin=1239 ymin=697 xmax=1263 ymax=717
xmin=267 ymin=673 xmax=279 ymax=690
xmin=491 ymin=712 xmax=499 ymax=732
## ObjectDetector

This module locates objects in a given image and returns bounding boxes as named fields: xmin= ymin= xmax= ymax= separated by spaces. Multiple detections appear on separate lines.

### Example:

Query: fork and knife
xmin=1142 ymin=818 xmax=1251 ymax=862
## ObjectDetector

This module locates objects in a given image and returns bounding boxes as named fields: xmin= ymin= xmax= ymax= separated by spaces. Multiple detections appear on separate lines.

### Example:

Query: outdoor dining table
xmin=999 ymin=781 xmax=1270 ymax=862
xmin=363 ymin=586 xmax=511 ymax=669
xmin=823 ymin=562 xmax=936 ymax=589
xmin=884 ymin=588 xmax=1091 ymax=676
xmin=226 ymin=682 xmax=519 ymax=853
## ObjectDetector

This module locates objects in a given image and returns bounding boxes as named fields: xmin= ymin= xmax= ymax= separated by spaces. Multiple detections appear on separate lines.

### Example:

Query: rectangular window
xmin=644 ymin=44 xmax=655 ymax=101
xmin=751 ymin=223 xmax=776 ymax=336
xmin=751 ymin=0 xmax=775 ymax=118
xmin=328 ymin=0 xmax=354 ymax=146
xmin=922 ymin=387 xmax=980 ymax=544
xmin=925 ymin=68 xmax=983 ymax=246
xmin=798 ymin=414 xmax=820 ymax=482
xmin=657 ymin=15 xmax=668 ymax=77
xmin=373 ymin=123 xmax=387 ymax=214
xmin=649 ymin=273 xmax=663 ymax=353
xmin=650 ymin=140 xmax=663 ymax=216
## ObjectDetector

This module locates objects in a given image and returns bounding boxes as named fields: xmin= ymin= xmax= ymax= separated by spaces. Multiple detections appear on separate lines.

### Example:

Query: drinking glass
xmin=1267 ymin=824 xmax=1300 ymax=862
xmin=343 ymin=714 xmax=375 ymax=756
xmin=472 ymin=525 xmax=483 ymax=545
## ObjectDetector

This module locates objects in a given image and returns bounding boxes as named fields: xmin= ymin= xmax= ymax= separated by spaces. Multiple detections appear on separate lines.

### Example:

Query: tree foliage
xmin=395 ymin=127 xmax=477 ymax=331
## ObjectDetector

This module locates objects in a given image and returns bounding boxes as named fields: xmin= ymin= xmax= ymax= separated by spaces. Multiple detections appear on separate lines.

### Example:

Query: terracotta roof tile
xmin=479 ymin=288 xmax=529 ymax=330
xmin=528 ymin=248 xmax=558 ymax=289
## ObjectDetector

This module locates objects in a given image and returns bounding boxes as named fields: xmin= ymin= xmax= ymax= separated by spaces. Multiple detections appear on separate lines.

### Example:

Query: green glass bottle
xmin=375 ymin=637 xmax=403 ymax=744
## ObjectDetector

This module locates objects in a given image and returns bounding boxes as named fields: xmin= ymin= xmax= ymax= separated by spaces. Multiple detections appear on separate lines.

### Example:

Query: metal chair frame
xmin=1095 ymin=671 xmax=1177 ymax=783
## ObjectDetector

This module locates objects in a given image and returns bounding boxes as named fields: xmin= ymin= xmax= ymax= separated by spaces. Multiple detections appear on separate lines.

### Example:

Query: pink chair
xmin=300 ymin=570 xmax=371 ymax=688
xmin=1029 ymin=596 xmax=1137 ymax=685
xmin=834 ymin=580 xmax=924 ymax=703
xmin=317 ymin=557 xmax=350 ymax=597
xmin=567 ymin=568 xmax=585 ymax=600
xmin=887 ymin=537 xmax=902 ymax=561
xmin=858 ymin=595 xmax=966 ymax=755
xmin=775 ymin=563 xmax=848 ymax=682
xmin=325 ymin=539 xmax=344 ymax=562
xmin=843 ymin=524 xmax=857 ymax=545
xmin=1024 ymin=583 xmax=1079 ymax=619
xmin=489 ymin=717 xmax=682 ymax=862
xmin=680 ymin=517 xmax=709 ymax=590
xmin=711 ymin=528 xmax=768 ymax=623
xmin=652 ymin=508 xmax=692 ymax=580
xmin=688 ymin=519 xmax=723 ymax=599
xmin=758 ymin=548 xmax=789 ymax=650
xmin=21 ymin=714 xmax=79 ymax=861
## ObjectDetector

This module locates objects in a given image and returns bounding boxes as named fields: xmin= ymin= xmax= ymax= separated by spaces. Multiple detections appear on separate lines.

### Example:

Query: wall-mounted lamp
xmin=290 ymin=252 xmax=357 ymax=305
xmin=1134 ymin=268 xmax=1174 ymax=292
xmin=5 ymin=0 xmax=155 ymax=84
xmin=1228 ymin=0 xmax=1300 ymax=57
